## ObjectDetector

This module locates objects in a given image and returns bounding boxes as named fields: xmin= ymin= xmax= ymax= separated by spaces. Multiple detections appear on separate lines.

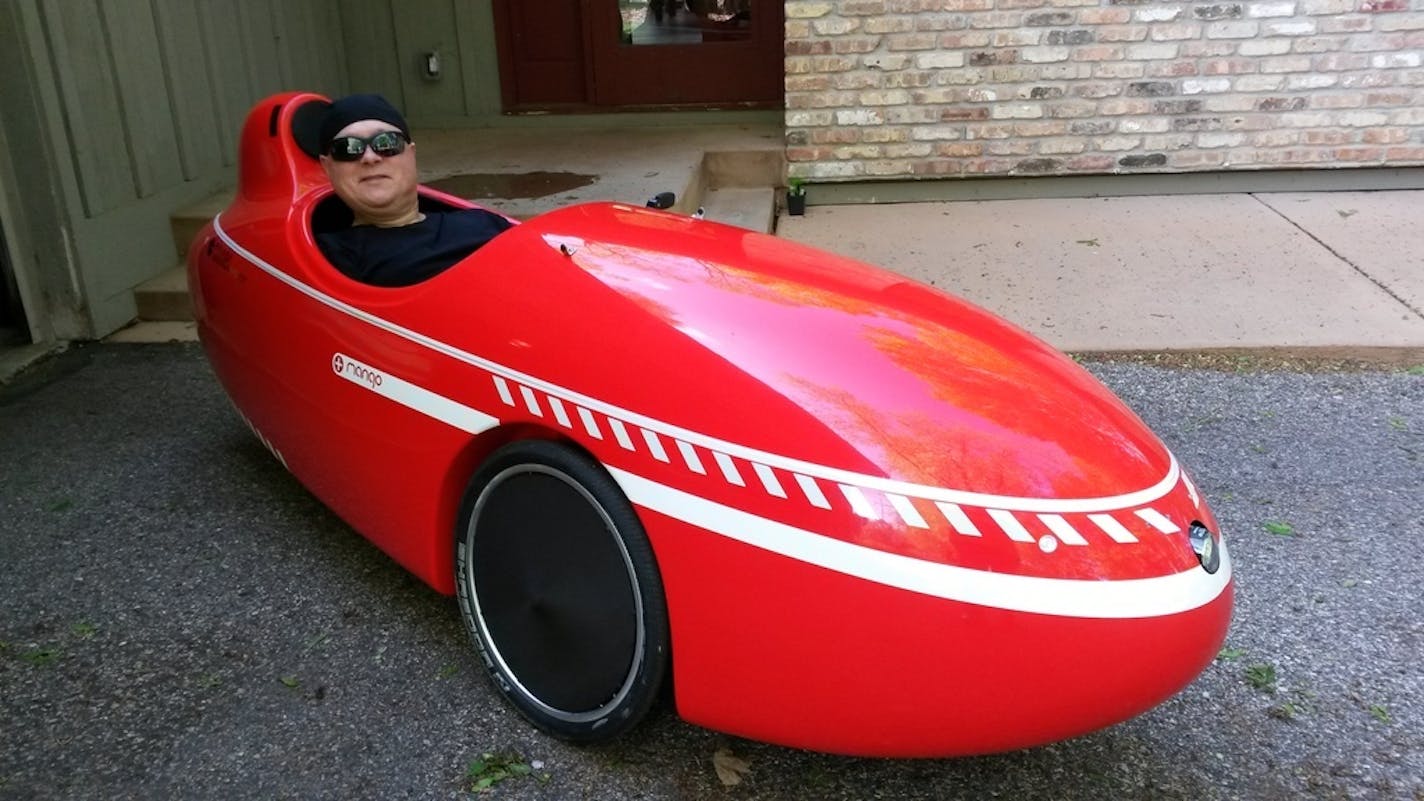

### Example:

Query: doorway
xmin=0 ymin=224 xmax=28 ymax=347
xmin=493 ymin=0 xmax=783 ymax=111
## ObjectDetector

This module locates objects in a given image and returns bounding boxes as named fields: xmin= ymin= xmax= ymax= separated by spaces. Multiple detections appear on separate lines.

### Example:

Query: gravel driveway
xmin=1 ymin=343 xmax=1420 ymax=800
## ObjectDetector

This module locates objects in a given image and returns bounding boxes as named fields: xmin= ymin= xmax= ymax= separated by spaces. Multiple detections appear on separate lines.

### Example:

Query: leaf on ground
xmin=279 ymin=675 xmax=299 ymax=689
xmin=1337 ymin=209 xmax=1357 ymax=218
xmin=1245 ymin=663 xmax=1278 ymax=694
xmin=1263 ymin=521 xmax=1294 ymax=536
xmin=466 ymin=752 xmax=532 ymax=792
xmin=1075 ymin=238 xmax=1099 ymax=247
xmin=713 ymin=748 xmax=751 ymax=786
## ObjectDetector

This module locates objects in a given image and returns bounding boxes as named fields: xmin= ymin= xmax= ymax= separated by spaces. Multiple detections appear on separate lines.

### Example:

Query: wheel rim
xmin=465 ymin=463 xmax=645 ymax=722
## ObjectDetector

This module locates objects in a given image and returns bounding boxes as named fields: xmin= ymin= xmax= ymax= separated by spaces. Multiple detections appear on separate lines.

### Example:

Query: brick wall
xmin=783 ymin=0 xmax=1424 ymax=182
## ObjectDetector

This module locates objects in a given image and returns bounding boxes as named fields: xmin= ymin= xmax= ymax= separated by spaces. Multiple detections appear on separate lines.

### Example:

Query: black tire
xmin=455 ymin=440 xmax=669 ymax=743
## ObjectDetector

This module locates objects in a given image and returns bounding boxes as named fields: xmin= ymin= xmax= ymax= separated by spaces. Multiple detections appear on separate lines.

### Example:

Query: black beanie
xmin=318 ymin=94 xmax=411 ymax=149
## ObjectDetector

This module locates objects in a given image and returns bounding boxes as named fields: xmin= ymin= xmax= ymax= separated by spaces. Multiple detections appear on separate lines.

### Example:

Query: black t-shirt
xmin=316 ymin=209 xmax=514 ymax=287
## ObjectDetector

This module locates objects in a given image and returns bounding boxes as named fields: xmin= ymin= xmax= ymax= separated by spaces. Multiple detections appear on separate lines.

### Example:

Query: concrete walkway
xmin=779 ymin=190 xmax=1424 ymax=357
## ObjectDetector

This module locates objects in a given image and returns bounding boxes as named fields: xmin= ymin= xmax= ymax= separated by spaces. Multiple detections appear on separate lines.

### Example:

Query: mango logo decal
xmin=332 ymin=353 xmax=383 ymax=389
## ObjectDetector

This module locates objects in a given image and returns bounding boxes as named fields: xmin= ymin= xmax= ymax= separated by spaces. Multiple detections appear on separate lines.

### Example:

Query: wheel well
xmin=436 ymin=423 xmax=619 ymax=585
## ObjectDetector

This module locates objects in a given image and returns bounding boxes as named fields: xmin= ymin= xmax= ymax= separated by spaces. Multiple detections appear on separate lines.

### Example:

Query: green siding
xmin=3 ymin=0 xmax=515 ymax=339
xmin=3 ymin=0 xmax=350 ymax=337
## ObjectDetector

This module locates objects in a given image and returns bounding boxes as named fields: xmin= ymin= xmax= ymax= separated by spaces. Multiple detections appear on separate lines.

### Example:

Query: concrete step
xmin=699 ymin=187 xmax=777 ymax=234
xmin=134 ymin=265 xmax=192 ymax=322
xmin=104 ymin=320 xmax=198 ymax=343
xmin=172 ymin=192 xmax=232 ymax=259
xmin=703 ymin=149 xmax=784 ymax=189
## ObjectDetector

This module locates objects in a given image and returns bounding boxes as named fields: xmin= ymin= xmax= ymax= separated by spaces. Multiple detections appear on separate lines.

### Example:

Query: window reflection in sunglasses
xmin=326 ymin=131 xmax=409 ymax=162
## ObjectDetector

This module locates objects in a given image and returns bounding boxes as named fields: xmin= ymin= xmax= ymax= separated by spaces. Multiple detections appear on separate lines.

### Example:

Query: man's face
xmin=319 ymin=119 xmax=419 ymax=226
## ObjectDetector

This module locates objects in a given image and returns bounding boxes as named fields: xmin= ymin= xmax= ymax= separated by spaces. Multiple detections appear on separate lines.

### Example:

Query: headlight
xmin=1188 ymin=522 xmax=1221 ymax=574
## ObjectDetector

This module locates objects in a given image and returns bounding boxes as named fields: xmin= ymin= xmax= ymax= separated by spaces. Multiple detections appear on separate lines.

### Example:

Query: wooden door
xmin=494 ymin=0 xmax=783 ymax=111
xmin=493 ymin=0 xmax=593 ymax=110
xmin=589 ymin=0 xmax=782 ymax=108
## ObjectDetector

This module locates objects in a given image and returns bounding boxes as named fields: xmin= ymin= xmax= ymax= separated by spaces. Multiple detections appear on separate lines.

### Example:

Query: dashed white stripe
xmin=322 ymin=352 xmax=1240 ymax=615
xmin=987 ymin=509 xmax=1036 ymax=543
xmin=1090 ymin=513 xmax=1140 ymax=544
xmin=1136 ymin=508 xmax=1181 ymax=534
xmin=936 ymin=502 xmax=982 ymax=537
xmin=794 ymin=473 xmax=832 ymax=510
xmin=611 ymin=467 xmax=1233 ymax=620
xmin=547 ymin=396 xmax=572 ymax=428
xmin=840 ymin=484 xmax=876 ymax=519
xmin=714 ymin=452 xmax=746 ymax=487
xmin=888 ymin=494 xmax=928 ymax=529
xmin=493 ymin=376 xmax=514 ymax=406
xmin=675 ymin=440 xmax=706 ymax=475
xmin=753 ymin=463 xmax=787 ymax=498
xmin=609 ymin=419 xmax=635 ymax=451
xmin=642 ymin=429 xmax=670 ymax=463
xmin=359 ymin=360 xmax=1176 ymax=552
xmin=337 ymin=348 xmax=1192 ymax=562
xmin=577 ymin=406 xmax=603 ymax=439
xmin=1039 ymin=514 xmax=1088 ymax=546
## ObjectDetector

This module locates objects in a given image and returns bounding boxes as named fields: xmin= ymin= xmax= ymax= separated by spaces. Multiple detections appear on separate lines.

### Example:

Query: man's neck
xmin=356 ymin=208 xmax=424 ymax=228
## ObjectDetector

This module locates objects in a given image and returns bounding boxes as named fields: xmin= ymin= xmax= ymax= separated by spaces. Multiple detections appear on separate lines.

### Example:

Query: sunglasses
xmin=325 ymin=130 xmax=410 ymax=162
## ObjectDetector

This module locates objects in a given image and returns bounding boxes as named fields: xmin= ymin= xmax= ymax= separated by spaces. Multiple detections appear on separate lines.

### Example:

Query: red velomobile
xmin=188 ymin=92 xmax=1232 ymax=757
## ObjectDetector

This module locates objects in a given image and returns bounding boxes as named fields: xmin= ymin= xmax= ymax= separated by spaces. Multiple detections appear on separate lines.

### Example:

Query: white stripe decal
xmin=334 ymin=353 xmax=499 ymax=435
xmin=577 ymin=406 xmax=603 ymax=439
xmin=840 ymin=484 xmax=876 ymax=519
xmin=1039 ymin=514 xmax=1088 ymax=546
xmin=753 ymin=463 xmax=787 ymax=498
xmin=714 ymin=452 xmax=746 ymax=487
xmin=493 ymin=376 xmax=514 ymax=406
xmin=1091 ymin=513 xmax=1140 ymax=544
xmin=519 ymin=385 xmax=542 ymax=417
xmin=610 ymin=467 xmax=1232 ymax=619
xmin=327 ymin=355 xmax=1231 ymax=618
xmin=642 ymin=429 xmax=670 ymax=463
xmin=548 ymin=396 xmax=572 ymax=428
xmin=988 ymin=509 xmax=1035 ymax=543
xmin=794 ymin=473 xmax=832 ymax=510
xmin=1183 ymin=473 xmax=1200 ymax=507
xmin=1136 ymin=508 xmax=1181 ymax=534
xmin=888 ymin=494 xmax=928 ymax=529
xmin=609 ymin=419 xmax=635 ymax=451
xmin=676 ymin=440 xmax=706 ymax=474
xmin=936 ymin=502 xmax=982 ymax=536
xmin=216 ymin=207 xmax=1181 ymax=516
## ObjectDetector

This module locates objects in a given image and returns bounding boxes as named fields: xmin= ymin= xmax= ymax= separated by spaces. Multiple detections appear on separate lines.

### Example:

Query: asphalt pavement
xmin=1 ymin=342 xmax=1420 ymax=800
